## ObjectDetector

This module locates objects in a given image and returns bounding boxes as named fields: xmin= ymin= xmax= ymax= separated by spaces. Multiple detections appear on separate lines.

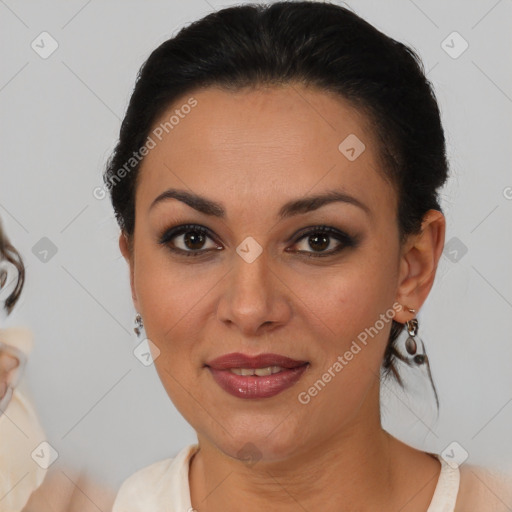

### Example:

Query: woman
xmin=0 ymin=221 xmax=115 ymax=511
xmin=105 ymin=2 xmax=512 ymax=510
xmin=0 ymin=218 xmax=48 ymax=511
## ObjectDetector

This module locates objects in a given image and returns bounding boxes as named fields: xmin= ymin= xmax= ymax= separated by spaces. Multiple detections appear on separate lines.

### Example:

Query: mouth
xmin=205 ymin=352 xmax=310 ymax=399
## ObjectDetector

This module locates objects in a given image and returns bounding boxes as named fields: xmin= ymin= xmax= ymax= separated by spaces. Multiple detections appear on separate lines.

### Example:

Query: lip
xmin=205 ymin=352 xmax=309 ymax=370
xmin=205 ymin=352 xmax=309 ymax=399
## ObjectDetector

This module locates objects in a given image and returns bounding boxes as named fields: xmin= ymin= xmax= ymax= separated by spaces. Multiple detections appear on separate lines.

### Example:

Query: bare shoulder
xmin=455 ymin=462 xmax=512 ymax=512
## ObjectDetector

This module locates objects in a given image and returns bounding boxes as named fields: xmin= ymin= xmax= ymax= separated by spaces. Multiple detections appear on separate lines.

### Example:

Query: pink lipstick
xmin=205 ymin=352 xmax=309 ymax=399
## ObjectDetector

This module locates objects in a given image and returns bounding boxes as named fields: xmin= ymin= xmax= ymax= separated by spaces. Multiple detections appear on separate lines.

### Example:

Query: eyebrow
xmin=150 ymin=188 xmax=371 ymax=219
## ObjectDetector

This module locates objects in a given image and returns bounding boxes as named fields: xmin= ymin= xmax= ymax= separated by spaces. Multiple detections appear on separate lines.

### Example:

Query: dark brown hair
xmin=0 ymin=219 xmax=25 ymax=315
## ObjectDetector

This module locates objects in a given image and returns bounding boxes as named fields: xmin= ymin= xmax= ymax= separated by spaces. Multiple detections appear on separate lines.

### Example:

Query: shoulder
xmin=455 ymin=462 xmax=512 ymax=512
xmin=112 ymin=458 xmax=175 ymax=511
xmin=120 ymin=456 xmax=176 ymax=489
xmin=112 ymin=443 xmax=199 ymax=512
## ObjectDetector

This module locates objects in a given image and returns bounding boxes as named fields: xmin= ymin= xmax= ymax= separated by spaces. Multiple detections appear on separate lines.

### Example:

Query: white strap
xmin=426 ymin=454 xmax=460 ymax=512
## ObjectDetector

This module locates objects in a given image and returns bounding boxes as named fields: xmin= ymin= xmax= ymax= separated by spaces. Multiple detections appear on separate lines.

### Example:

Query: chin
xmin=216 ymin=430 xmax=303 ymax=466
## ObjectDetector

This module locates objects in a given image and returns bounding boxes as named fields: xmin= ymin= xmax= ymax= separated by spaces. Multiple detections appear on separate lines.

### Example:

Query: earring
xmin=395 ymin=305 xmax=439 ymax=411
xmin=404 ymin=315 xmax=426 ymax=365
xmin=134 ymin=313 xmax=143 ymax=337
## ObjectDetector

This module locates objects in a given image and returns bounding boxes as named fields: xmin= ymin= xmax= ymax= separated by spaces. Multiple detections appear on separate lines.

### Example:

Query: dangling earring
xmin=134 ymin=313 xmax=143 ymax=337
xmin=404 ymin=309 xmax=426 ymax=365
xmin=393 ymin=305 xmax=440 ymax=411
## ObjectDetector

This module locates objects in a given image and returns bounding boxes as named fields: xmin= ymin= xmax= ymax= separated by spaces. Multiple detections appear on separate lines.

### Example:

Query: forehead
xmin=136 ymin=84 xmax=395 ymax=220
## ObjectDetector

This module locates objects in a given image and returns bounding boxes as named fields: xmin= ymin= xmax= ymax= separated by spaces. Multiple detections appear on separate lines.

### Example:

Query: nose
xmin=216 ymin=247 xmax=292 ymax=337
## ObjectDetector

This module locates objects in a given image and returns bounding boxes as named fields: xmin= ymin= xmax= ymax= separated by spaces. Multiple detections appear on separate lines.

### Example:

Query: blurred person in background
xmin=0 ymin=217 xmax=47 ymax=511
xmin=0 ymin=218 xmax=115 ymax=511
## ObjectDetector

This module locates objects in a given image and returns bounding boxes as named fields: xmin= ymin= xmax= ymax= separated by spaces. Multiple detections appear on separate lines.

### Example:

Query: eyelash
xmin=158 ymin=223 xmax=357 ymax=258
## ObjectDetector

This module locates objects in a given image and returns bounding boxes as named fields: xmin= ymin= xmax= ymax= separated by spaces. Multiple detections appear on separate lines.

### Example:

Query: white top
xmin=112 ymin=444 xmax=462 ymax=512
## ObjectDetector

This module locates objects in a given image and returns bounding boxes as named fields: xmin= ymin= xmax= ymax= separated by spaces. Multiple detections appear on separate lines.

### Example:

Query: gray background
xmin=1 ymin=0 xmax=511 ymax=491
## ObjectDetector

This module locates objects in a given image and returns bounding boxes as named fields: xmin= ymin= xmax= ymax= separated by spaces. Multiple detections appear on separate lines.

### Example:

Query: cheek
xmin=288 ymin=255 xmax=398 ymax=344
xmin=133 ymin=252 xmax=212 ymax=410
xmin=288 ymin=249 xmax=399 ymax=397
xmin=134 ymin=246 xmax=218 ymax=342
xmin=294 ymin=274 xmax=396 ymax=422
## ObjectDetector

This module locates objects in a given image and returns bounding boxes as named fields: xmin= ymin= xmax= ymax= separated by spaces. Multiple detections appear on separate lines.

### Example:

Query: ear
xmin=119 ymin=232 xmax=139 ymax=311
xmin=394 ymin=209 xmax=446 ymax=323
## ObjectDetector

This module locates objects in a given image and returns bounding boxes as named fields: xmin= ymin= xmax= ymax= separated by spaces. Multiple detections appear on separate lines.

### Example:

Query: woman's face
xmin=122 ymin=84 xmax=414 ymax=462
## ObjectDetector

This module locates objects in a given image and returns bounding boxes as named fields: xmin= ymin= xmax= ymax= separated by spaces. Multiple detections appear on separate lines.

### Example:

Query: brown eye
xmin=289 ymin=226 xmax=357 ymax=257
xmin=159 ymin=224 xmax=221 ymax=257
xmin=304 ymin=232 xmax=330 ymax=252
xmin=182 ymin=231 xmax=208 ymax=250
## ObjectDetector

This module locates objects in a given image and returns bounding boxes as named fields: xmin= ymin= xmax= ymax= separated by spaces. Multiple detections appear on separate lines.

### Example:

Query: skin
xmin=120 ymin=84 xmax=447 ymax=511
xmin=0 ymin=349 xmax=19 ymax=400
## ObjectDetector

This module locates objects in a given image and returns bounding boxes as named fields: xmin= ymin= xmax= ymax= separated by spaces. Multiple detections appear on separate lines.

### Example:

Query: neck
xmin=188 ymin=381 xmax=425 ymax=512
